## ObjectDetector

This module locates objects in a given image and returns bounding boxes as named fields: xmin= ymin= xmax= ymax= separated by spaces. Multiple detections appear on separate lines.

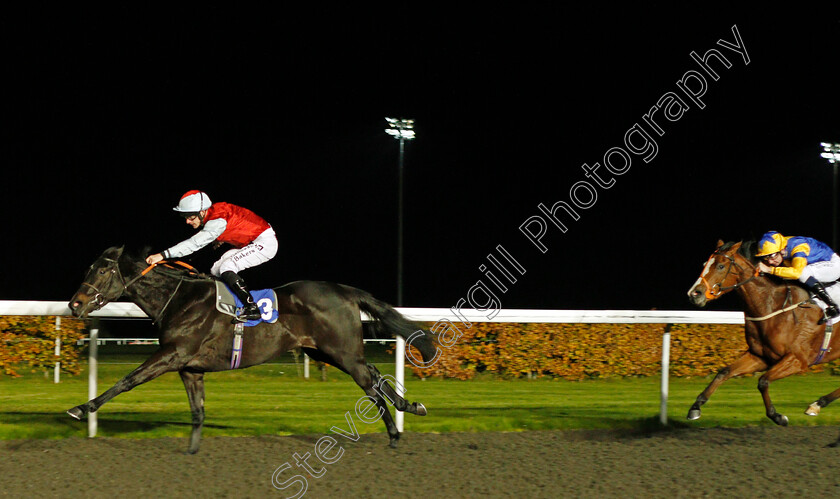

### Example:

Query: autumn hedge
xmin=405 ymin=322 xmax=801 ymax=380
xmin=0 ymin=316 xmax=87 ymax=377
xmin=3 ymin=317 xmax=828 ymax=381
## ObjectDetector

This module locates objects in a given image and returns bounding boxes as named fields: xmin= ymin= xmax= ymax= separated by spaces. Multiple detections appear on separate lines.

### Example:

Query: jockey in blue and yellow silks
xmin=756 ymin=231 xmax=840 ymax=320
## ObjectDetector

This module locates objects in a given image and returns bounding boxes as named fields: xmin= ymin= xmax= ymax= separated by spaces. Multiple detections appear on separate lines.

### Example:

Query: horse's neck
xmin=121 ymin=263 xmax=210 ymax=323
xmin=736 ymin=278 xmax=802 ymax=316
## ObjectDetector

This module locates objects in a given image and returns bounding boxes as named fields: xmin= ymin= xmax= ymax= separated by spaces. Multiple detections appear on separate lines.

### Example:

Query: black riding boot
xmin=220 ymin=271 xmax=261 ymax=322
xmin=811 ymin=282 xmax=839 ymax=322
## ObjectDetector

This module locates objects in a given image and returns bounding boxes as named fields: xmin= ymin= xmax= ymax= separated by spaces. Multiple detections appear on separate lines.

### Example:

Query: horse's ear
xmin=716 ymin=239 xmax=725 ymax=248
xmin=103 ymin=246 xmax=125 ymax=260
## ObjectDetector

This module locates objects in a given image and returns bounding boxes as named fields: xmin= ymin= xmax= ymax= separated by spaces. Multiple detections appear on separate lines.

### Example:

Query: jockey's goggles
xmin=760 ymin=252 xmax=781 ymax=262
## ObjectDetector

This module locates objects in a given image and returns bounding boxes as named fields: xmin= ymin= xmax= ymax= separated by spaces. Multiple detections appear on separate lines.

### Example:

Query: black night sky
xmin=3 ymin=7 xmax=839 ymax=314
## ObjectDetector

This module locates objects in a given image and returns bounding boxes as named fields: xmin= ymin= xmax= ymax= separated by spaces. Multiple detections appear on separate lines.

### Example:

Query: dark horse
xmin=686 ymin=239 xmax=840 ymax=433
xmin=67 ymin=246 xmax=439 ymax=453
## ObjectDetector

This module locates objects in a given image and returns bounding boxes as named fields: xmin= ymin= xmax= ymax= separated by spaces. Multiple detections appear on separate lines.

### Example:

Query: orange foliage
xmin=406 ymin=322 xmax=755 ymax=380
xmin=0 ymin=316 xmax=87 ymax=377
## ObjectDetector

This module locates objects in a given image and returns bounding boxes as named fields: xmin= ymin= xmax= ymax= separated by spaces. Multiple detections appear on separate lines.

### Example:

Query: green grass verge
xmin=3 ymin=356 xmax=840 ymax=441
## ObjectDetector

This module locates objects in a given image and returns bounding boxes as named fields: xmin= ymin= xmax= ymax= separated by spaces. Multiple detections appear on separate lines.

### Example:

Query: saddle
xmin=213 ymin=281 xmax=280 ymax=369
xmin=214 ymin=280 xmax=279 ymax=326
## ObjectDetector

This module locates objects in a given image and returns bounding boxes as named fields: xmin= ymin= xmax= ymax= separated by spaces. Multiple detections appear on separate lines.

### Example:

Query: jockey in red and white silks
xmin=146 ymin=190 xmax=277 ymax=321
xmin=162 ymin=197 xmax=277 ymax=275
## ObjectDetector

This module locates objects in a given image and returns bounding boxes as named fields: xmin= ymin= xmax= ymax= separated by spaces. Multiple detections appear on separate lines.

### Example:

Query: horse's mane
xmin=737 ymin=239 xmax=759 ymax=264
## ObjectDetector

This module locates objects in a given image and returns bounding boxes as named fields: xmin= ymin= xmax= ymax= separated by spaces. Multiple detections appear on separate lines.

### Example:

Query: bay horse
xmin=686 ymin=239 xmax=840 ymax=430
xmin=67 ymin=246 xmax=439 ymax=453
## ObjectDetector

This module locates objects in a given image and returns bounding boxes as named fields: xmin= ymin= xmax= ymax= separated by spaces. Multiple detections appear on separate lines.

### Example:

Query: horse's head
xmin=68 ymin=246 xmax=127 ymax=318
xmin=687 ymin=239 xmax=758 ymax=307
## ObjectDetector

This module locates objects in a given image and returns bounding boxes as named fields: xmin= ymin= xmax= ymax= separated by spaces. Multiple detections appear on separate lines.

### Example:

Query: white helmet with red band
xmin=173 ymin=190 xmax=212 ymax=213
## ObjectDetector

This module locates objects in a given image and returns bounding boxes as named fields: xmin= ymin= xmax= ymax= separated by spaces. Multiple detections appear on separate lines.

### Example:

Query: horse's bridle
xmin=699 ymin=249 xmax=760 ymax=300
xmin=79 ymin=257 xmax=198 ymax=324
xmin=78 ymin=257 xmax=158 ymax=311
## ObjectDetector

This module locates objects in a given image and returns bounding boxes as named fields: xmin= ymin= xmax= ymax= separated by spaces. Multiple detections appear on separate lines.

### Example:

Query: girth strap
xmin=230 ymin=322 xmax=245 ymax=369
xmin=813 ymin=323 xmax=833 ymax=365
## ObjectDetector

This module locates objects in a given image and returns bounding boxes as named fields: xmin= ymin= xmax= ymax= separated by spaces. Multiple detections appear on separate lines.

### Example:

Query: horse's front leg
xmin=758 ymin=353 xmax=808 ymax=426
xmin=179 ymin=370 xmax=206 ymax=454
xmin=67 ymin=345 xmax=182 ymax=420
xmin=687 ymin=352 xmax=767 ymax=420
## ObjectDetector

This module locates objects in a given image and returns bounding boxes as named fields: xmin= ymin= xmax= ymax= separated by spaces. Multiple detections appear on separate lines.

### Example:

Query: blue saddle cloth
xmin=215 ymin=282 xmax=279 ymax=327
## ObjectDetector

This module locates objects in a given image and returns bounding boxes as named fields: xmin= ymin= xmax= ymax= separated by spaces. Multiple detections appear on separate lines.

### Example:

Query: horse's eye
xmin=717 ymin=264 xmax=726 ymax=270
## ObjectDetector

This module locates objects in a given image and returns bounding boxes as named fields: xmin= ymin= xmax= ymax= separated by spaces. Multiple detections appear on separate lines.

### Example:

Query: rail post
xmin=88 ymin=319 xmax=99 ymax=437
xmin=660 ymin=324 xmax=672 ymax=425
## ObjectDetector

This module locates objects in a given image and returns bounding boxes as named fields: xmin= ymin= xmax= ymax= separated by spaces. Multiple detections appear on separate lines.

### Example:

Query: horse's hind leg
xmin=67 ymin=345 xmax=181 ymax=420
xmin=303 ymin=348 xmax=403 ymax=448
xmin=806 ymin=385 xmax=840 ymax=417
xmin=805 ymin=350 xmax=840 ymax=416
xmin=687 ymin=352 xmax=767 ymax=420
xmin=343 ymin=360 xmax=402 ymax=448
xmin=367 ymin=363 xmax=427 ymax=416
xmin=758 ymin=353 xmax=809 ymax=426
xmin=179 ymin=370 xmax=205 ymax=454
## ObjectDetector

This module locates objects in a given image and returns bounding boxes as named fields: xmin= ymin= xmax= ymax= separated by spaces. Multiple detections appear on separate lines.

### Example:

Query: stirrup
xmin=231 ymin=304 xmax=261 ymax=323
xmin=818 ymin=306 xmax=839 ymax=325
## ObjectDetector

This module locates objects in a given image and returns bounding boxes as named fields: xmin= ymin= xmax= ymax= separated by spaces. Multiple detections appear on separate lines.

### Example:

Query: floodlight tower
xmin=820 ymin=142 xmax=840 ymax=250
xmin=384 ymin=117 xmax=415 ymax=435
xmin=385 ymin=118 xmax=415 ymax=307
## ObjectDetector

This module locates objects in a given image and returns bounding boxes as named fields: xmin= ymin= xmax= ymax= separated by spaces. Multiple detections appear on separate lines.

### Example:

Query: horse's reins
xmin=743 ymin=301 xmax=805 ymax=322
xmin=80 ymin=258 xmax=195 ymax=324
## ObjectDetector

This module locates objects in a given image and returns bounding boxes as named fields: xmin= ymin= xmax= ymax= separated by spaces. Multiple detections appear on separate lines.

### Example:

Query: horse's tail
xmin=353 ymin=290 xmax=439 ymax=364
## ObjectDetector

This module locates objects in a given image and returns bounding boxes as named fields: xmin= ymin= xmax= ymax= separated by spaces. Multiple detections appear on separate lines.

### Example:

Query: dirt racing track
xmin=3 ymin=426 xmax=840 ymax=498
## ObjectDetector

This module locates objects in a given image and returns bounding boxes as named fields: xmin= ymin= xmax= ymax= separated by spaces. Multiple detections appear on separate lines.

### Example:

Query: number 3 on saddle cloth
xmin=214 ymin=281 xmax=279 ymax=326
xmin=213 ymin=281 xmax=279 ymax=368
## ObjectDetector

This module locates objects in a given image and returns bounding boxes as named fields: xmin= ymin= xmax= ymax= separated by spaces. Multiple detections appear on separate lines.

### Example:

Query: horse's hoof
xmin=774 ymin=414 xmax=789 ymax=426
xmin=415 ymin=402 xmax=427 ymax=417
xmin=687 ymin=409 xmax=701 ymax=420
xmin=67 ymin=406 xmax=85 ymax=420
xmin=388 ymin=439 xmax=398 ymax=449
xmin=805 ymin=403 xmax=821 ymax=416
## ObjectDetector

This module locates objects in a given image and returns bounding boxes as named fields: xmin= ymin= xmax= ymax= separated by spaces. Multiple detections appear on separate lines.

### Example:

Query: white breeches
xmin=798 ymin=253 xmax=840 ymax=284
xmin=210 ymin=228 xmax=278 ymax=276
